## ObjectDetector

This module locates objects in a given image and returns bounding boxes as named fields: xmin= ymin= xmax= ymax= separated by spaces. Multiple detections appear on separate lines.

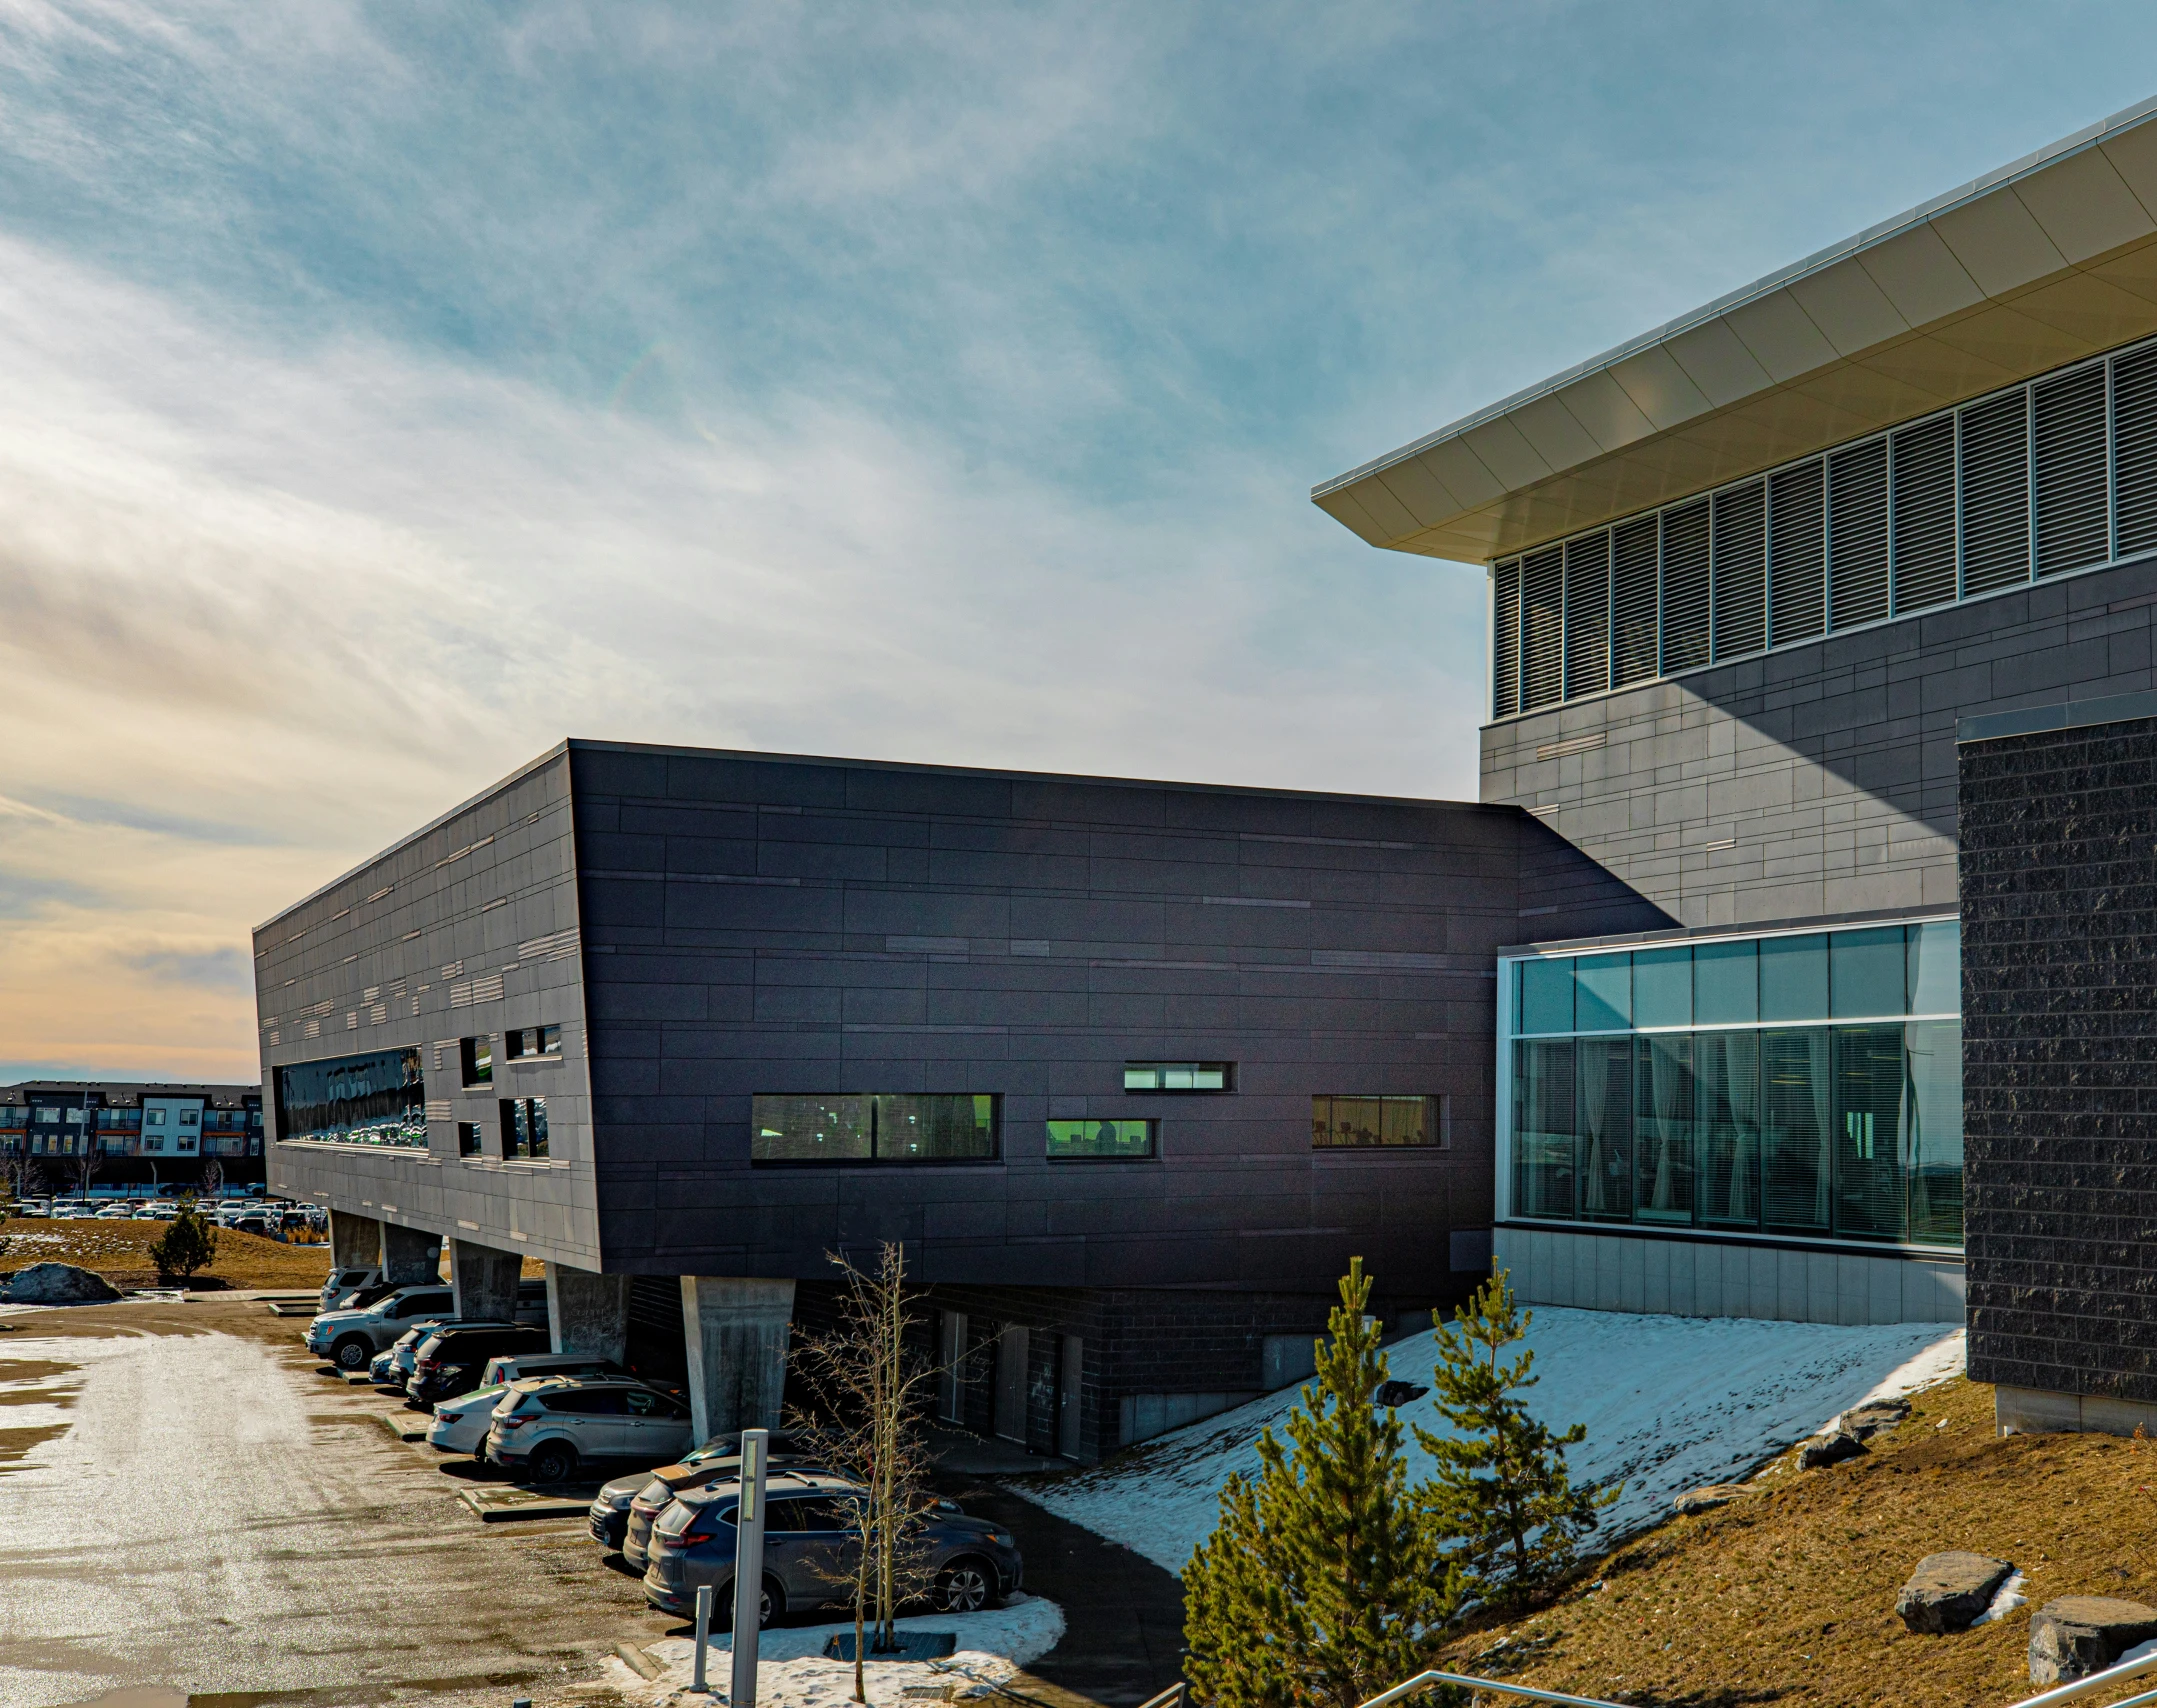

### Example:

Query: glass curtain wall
xmin=1506 ymin=921 xmax=1961 ymax=1248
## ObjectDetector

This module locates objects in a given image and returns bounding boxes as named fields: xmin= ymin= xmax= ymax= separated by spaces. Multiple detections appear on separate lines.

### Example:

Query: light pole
xmin=731 ymin=1428 xmax=770 ymax=1708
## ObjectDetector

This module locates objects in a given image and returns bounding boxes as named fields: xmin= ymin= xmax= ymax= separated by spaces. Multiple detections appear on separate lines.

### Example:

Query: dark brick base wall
xmin=787 ymin=1272 xmax=1459 ymax=1463
xmin=1962 ymin=715 xmax=2157 ymax=1402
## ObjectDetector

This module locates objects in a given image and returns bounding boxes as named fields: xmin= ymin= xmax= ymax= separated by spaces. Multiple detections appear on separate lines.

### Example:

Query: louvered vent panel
xmin=1660 ymin=500 xmax=1711 ymax=673
xmin=1611 ymin=516 xmax=1660 ymax=687
xmin=2115 ymin=346 xmax=2157 ymax=557
xmin=1711 ymin=480 xmax=1767 ymax=659
xmin=1521 ymin=545 xmax=1565 ymax=710
xmin=1563 ymin=532 xmax=1611 ymax=698
xmin=1891 ymin=416 xmax=1956 ymax=613
xmin=1958 ymin=389 xmax=2031 ymax=595
xmin=2034 ymin=364 xmax=2109 ymax=576
xmin=1828 ymin=439 xmax=1889 ymax=627
xmin=1768 ymin=460 xmax=1825 ymax=645
xmin=1492 ymin=559 xmax=1521 ymax=718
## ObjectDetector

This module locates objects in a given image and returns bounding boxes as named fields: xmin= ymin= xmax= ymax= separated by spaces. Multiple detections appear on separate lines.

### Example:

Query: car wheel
xmin=528 ymin=1440 xmax=579 ymax=1485
xmin=935 ymin=1558 xmax=996 ymax=1614
xmin=332 ymin=1336 xmax=372 ymax=1371
xmin=713 ymin=1576 xmax=782 ymax=1629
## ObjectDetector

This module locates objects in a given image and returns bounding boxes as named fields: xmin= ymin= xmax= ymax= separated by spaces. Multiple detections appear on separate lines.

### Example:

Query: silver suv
xmin=304 ymin=1284 xmax=456 ymax=1371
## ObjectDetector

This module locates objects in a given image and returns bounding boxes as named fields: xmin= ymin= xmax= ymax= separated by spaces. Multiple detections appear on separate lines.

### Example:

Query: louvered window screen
xmin=2034 ymin=364 xmax=2110 ymax=577
xmin=1958 ymin=390 xmax=2030 ymax=596
xmin=1890 ymin=416 xmax=1956 ymax=614
xmin=1828 ymin=439 xmax=1889 ymax=629
xmin=1611 ymin=516 xmax=1660 ymax=687
xmin=2116 ymin=346 xmax=2157 ymax=558
xmin=1520 ymin=545 xmax=1564 ymax=711
xmin=1492 ymin=559 xmax=1521 ymax=719
xmin=1711 ymin=481 xmax=1767 ymax=660
xmin=1660 ymin=501 xmax=1711 ymax=673
xmin=1768 ymin=460 xmax=1825 ymax=645
xmin=1484 ymin=331 xmax=2157 ymax=721
xmin=1563 ymin=533 xmax=1611 ymax=699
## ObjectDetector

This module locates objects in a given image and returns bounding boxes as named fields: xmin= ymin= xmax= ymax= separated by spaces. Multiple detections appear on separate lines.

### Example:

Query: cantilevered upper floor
xmin=1314 ymin=95 xmax=2157 ymax=570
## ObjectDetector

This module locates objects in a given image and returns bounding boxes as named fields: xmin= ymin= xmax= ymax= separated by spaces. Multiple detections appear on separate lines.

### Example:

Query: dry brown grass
xmin=0 ymin=1216 xmax=332 ymax=1290
xmin=1441 ymin=1375 xmax=2157 ymax=1707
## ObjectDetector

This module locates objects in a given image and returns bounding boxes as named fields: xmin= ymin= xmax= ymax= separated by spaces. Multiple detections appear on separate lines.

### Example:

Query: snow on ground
xmin=605 ymin=1595 xmax=1065 ymax=1707
xmin=1021 ymin=1310 xmax=1966 ymax=1574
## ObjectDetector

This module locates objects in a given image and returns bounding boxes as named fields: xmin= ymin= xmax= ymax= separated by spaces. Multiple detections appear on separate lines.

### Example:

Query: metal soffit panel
xmin=1315 ymin=95 xmax=2157 ymax=564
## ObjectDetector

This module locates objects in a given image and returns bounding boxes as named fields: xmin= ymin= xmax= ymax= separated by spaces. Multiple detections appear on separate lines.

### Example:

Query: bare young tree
xmin=70 ymin=1133 xmax=102 ymax=1201
xmin=788 ymin=1242 xmax=944 ymax=1702
xmin=197 ymin=1156 xmax=224 ymax=1202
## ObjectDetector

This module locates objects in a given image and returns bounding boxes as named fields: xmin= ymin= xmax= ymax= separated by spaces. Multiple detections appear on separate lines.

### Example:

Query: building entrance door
xmin=1056 ymin=1334 xmax=1082 ymax=1459
xmin=993 ymin=1325 xmax=1028 ymax=1442
xmin=938 ymin=1310 xmax=965 ymax=1423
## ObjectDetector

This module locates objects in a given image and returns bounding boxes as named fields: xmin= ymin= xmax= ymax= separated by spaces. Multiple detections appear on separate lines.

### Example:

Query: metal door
xmin=993 ymin=1325 xmax=1028 ymax=1442
xmin=1057 ymin=1334 xmax=1083 ymax=1459
xmin=938 ymin=1310 xmax=966 ymax=1423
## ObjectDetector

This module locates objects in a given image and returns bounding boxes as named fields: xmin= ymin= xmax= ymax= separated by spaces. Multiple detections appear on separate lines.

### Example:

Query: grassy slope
xmin=0 ymin=1217 xmax=333 ymax=1289
xmin=1443 ymin=1375 xmax=2157 ymax=1707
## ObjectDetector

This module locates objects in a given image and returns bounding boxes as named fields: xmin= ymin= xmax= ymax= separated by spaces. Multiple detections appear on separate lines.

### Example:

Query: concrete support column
xmin=451 ymin=1239 xmax=522 ymax=1322
xmin=546 ymin=1262 xmax=629 ymax=1363
xmin=680 ymin=1277 xmax=796 ymax=1444
xmin=328 ymin=1211 xmax=383 ymax=1270
xmin=380 ymin=1222 xmax=442 ymax=1287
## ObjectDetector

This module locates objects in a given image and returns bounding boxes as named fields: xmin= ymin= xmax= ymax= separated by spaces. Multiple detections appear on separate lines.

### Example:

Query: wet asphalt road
xmin=0 ymin=1294 xmax=657 ymax=1707
xmin=0 ymin=1295 xmax=1188 ymax=1708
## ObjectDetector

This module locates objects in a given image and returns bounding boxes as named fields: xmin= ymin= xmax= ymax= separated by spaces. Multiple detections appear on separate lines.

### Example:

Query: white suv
xmin=305 ymin=1283 xmax=457 ymax=1371
xmin=486 ymin=1377 xmax=694 ymax=1485
xmin=425 ymin=1354 xmax=623 ymax=1457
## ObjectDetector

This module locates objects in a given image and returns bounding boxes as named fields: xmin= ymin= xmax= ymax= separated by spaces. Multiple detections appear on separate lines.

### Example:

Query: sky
xmin=3 ymin=1 xmax=2157 ymax=1085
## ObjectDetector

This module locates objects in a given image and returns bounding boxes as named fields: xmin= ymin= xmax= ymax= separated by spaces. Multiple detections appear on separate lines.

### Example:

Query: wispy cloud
xmin=0 ymin=2 xmax=2155 ymax=1080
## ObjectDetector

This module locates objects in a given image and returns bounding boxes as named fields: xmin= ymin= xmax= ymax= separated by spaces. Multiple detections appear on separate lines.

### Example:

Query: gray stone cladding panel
xmin=1961 ymin=713 xmax=2157 ymax=1404
xmin=253 ymin=748 xmax=600 ymax=1269
xmin=571 ymin=741 xmax=1664 ymax=1298
xmin=1483 ymin=556 xmax=2157 ymax=930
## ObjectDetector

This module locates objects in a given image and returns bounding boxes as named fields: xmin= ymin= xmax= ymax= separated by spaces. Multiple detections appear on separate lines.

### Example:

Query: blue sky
xmin=2 ymin=1 xmax=2155 ymax=1081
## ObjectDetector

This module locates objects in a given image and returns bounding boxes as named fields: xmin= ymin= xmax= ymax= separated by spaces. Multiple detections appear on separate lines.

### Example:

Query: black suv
xmin=408 ymin=1322 xmax=552 ymax=1408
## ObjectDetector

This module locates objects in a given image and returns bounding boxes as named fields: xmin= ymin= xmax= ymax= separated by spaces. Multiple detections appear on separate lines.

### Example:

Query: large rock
xmin=1839 ymin=1397 xmax=1912 ymax=1441
xmin=1896 ymin=1551 xmax=2015 ymax=1634
xmin=1673 ymin=1484 xmax=1747 ymax=1515
xmin=1798 ymin=1428 xmax=1867 ymax=1469
xmin=1 ymin=1263 xmax=122 ymax=1303
xmin=2029 ymin=1597 xmax=2157 ymax=1684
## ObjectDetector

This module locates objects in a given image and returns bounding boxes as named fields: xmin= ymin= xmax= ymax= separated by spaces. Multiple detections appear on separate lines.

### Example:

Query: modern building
xmin=260 ymin=95 xmax=2157 ymax=1451
xmin=1 ymin=1081 xmax=265 ymax=1193
xmin=1314 ymin=93 xmax=2157 ymax=1431
xmin=253 ymin=745 xmax=1654 ymax=1460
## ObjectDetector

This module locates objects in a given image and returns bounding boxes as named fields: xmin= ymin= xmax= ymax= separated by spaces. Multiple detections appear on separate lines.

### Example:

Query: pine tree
xmin=1184 ymin=1259 xmax=1460 ymax=1708
xmin=1415 ymin=1270 xmax=1612 ymax=1611
xmin=149 ymin=1198 xmax=220 ymax=1284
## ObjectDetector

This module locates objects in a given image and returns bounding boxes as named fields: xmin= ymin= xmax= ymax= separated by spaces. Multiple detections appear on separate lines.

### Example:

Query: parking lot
xmin=0 ymin=1293 xmax=1183 ymax=1708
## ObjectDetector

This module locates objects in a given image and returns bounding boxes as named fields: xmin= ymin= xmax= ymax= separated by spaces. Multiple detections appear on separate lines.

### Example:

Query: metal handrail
xmin=2005 ymin=1651 xmax=2157 ymax=1708
xmin=1134 ymin=1685 xmax=1188 ymax=1708
xmin=1358 ymin=1669 xmax=1625 ymax=1708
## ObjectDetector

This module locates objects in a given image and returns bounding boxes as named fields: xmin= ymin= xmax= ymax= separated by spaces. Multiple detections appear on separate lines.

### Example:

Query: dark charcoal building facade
xmin=257 ymin=742 xmax=1655 ymax=1460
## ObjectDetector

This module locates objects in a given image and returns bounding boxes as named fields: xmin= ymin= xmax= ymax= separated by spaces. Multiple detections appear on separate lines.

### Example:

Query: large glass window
xmin=1505 ymin=919 xmax=1961 ymax=1248
xmin=1312 ymin=1095 xmax=1445 ymax=1149
xmin=752 ymin=1095 xmax=997 ymax=1162
xmin=276 ymin=1047 xmax=427 ymax=1150
xmin=1048 ymin=1119 xmax=1155 ymax=1160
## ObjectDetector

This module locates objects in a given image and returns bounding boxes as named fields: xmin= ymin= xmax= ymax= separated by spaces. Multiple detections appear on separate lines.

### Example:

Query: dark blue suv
xmin=642 ymin=1472 xmax=1023 ymax=1625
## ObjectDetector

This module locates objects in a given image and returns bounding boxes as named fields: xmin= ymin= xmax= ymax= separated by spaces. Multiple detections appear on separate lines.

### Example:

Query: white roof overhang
xmin=1314 ymin=95 xmax=2157 ymax=564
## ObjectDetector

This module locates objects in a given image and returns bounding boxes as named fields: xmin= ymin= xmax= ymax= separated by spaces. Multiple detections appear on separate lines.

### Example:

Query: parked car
xmin=406 ymin=1322 xmax=552 ymax=1409
xmin=370 ymin=1319 xmax=451 ymax=1386
xmin=616 ymin=1431 xmax=823 ymax=1569
xmin=426 ymin=1354 xmax=622 ymax=1457
xmin=131 ymin=1201 xmax=180 ymax=1220
xmin=641 ymin=1472 xmax=1022 ymax=1623
xmin=589 ymin=1429 xmax=811 ymax=1553
xmin=12 ymin=1199 xmax=50 ymax=1218
xmin=93 ymin=1203 xmax=133 ymax=1219
xmin=320 ymin=1265 xmax=382 ymax=1312
xmin=487 ymin=1375 xmax=695 ymax=1484
xmin=305 ymin=1283 xmax=457 ymax=1370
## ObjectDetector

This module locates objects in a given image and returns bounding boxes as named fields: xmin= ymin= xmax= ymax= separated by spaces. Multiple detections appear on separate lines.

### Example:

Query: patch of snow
xmin=1020 ymin=1308 xmax=1963 ymax=1574
xmin=1854 ymin=1329 xmax=1966 ymax=1406
xmin=1974 ymin=1569 xmax=2026 ymax=1626
xmin=2117 ymin=1636 xmax=2157 ymax=1666
xmin=607 ymin=1594 xmax=1065 ymax=1707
